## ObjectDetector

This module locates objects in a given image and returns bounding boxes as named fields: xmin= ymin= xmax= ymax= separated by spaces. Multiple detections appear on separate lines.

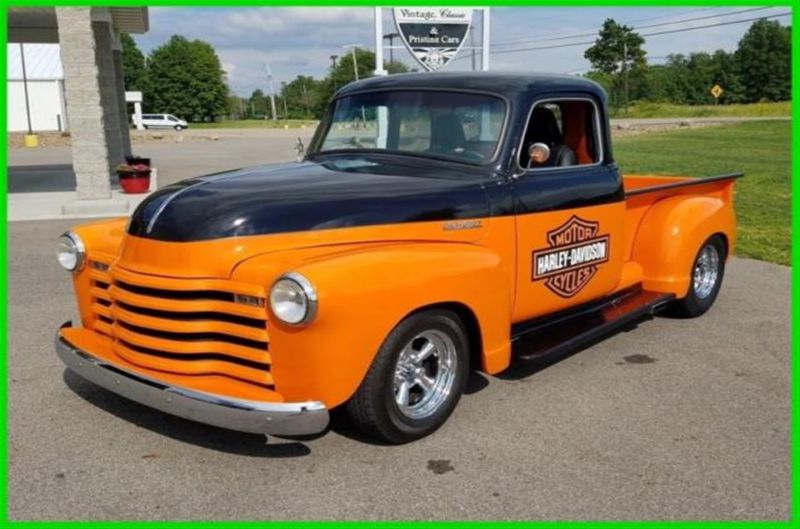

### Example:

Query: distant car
xmin=137 ymin=113 xmax=188 ymax=131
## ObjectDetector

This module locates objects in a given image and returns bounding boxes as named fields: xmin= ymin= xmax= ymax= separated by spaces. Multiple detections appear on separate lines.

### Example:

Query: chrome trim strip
xmin=285 ymin=272 xmax=318 ymax=326
xmin=624 ymin=172 xmax=744 ymax=198
xmin=55 ymin=323 xmax=329 ymax=436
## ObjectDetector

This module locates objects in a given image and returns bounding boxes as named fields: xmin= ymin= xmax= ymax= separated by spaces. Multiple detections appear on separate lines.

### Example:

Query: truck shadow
xmin=497 ymin=317 xmax=648 ymax=381
xmin=62 ymin=370 xmax=313 ymax=458
xmin=327 ymin=371 xmax=492 ymax=446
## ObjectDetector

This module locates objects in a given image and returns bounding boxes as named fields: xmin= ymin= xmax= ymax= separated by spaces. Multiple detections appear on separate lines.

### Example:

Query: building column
xmin=112 ymin=42 xmax=132 ymax=158
xmin=56 ymin=7 xmax=130 ymax=200
xmin=93 ymin=17 xmax=126 ymax=169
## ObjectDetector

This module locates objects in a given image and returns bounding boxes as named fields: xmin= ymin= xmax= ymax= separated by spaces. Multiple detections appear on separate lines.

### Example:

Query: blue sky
xmin=133 ymin=6 xmax=792 ymax=97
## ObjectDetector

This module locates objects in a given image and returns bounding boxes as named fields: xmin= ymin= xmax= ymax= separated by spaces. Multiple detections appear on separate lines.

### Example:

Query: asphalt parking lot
xmin=8 ymin=128 xmax=315 ymax=192
xmin=7 ymin=215 xmax=790 ymax=519
xmin=7 ymin=125 xmax=791 ymax=520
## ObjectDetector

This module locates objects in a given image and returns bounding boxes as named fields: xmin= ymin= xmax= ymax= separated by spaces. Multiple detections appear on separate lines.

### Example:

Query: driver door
xmin=512 ymin=97 xmax=626 ymax=322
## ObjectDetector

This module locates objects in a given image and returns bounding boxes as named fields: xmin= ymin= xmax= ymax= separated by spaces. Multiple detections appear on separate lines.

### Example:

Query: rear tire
xmin=346 ymin=310 xmax=470 ymax=444
xmin=669 ymin=234 xmax=726 ymax=318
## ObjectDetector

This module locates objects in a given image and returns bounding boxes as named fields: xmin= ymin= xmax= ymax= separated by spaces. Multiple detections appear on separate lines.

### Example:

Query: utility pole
xmin=265 ymin=64 xmax=278 ymax=122
xmin=342 ymin=44 xmax=361 ymax=81
xmin=330 ymin=55 xmax=338 ymax=68
xmin=622 ymin=42 xmax=629 ymax=115
xmin=19 ymin=43 xmax=33 ymax=135
xmin=281 ymin=81 xmax=288 ymax=119
xmin=302 ymin=82 xmax=310 ymax=118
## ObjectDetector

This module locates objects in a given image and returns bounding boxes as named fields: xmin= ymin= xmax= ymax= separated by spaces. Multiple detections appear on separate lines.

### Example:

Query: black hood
xmin=128 ymin=156 xmax=493 ymax=242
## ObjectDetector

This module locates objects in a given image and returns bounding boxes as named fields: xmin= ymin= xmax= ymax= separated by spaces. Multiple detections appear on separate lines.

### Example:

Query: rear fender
xmin=631 ymin=195 xmax=735 ymax=298
xmin=234 ymin=243 xmax=512 ymax=408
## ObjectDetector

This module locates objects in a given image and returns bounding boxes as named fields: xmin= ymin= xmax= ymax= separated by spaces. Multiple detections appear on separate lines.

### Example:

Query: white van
xmin=137 ymin=113 xmax=188 ymax=130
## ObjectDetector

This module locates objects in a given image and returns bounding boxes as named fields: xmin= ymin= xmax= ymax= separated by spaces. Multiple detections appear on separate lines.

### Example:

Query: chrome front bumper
xmin=56 ymin=324 xmax=329 ymax=436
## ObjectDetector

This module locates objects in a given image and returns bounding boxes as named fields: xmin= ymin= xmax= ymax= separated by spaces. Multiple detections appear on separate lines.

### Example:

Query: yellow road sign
xmin=710 ymin=84 xmax=724 ymax=99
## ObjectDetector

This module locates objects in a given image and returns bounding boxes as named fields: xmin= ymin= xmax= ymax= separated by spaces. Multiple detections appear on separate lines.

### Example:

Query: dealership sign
xmin=394 ymin=8 xmax=473 ymax=71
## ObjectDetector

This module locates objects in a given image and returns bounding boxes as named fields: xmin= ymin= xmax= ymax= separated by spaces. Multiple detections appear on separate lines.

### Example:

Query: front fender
xmin=631 ymin=195 xmax=736 ymax=298
xmin=70 ymin=218 xmax=128 ymax=327
xmin=233 ymin=243 xmax=512 ymax=408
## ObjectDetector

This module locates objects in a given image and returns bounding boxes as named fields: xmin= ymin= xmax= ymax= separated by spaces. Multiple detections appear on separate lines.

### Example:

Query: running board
xmin=512 ymin=286 xmax=675 ymax=361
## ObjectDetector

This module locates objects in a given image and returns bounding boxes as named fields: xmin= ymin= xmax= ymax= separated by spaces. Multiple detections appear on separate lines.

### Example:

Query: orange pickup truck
xmin=55 ymin=73 xmax=740 ymax=443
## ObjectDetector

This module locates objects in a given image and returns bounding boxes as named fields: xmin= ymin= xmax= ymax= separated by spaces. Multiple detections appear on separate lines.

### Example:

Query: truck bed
xmin=621 ymin=172 xmax=742 ymax=273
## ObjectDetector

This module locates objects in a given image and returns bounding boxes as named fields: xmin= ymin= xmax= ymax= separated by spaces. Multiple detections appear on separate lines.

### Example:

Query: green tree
xmin=248 ymin=89 xmax=268 ymax=118
xmin=147 ymin=35 xmax=229 ymax=122
xmin=735 ymin=19 xmax=791 ymax=102
xmin=315 ymin=48 xmax=410 ymax=117
xmin=584 ymin=19 xmax=647 ymax=111
xmin=120 ymin=33 xmax=148 ymax=101
xmin=656 ymin=50 xmax=743 ymax=105
xmin=226 ymin=95 xmax=248 ymax=120
xmin=280 ymin=75 xmax=322 ymax=119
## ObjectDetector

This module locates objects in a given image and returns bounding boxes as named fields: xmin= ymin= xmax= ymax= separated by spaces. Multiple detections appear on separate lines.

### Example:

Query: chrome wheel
xmin=693 ymin=244 xmax=720 ymax=299
xmin=392 ymin=330 xmax=458 ymax=420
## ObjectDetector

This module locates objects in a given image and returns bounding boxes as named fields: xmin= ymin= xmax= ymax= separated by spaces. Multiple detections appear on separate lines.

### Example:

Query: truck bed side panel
xmin=623 ymin=174 xmax=738 ymax=297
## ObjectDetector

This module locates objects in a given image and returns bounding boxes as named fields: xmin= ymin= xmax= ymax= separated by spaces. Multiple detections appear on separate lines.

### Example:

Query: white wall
xmin=7 ymin=79 xmax=67 ymax=132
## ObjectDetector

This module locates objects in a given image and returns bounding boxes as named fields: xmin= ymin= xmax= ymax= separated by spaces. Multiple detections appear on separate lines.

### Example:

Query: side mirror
xmin=527 ymin=142 xmax=550 ymax=169
xmin=295 ymin=137 xmax=305 ymax=162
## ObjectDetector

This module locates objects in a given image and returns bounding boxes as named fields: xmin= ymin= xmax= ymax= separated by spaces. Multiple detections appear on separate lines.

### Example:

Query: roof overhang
xmin=8 ymin=7 xmax=149 ymax=44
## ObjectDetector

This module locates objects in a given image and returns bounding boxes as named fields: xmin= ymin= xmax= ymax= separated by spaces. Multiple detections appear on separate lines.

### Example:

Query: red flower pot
xmin=119 ymin=171 xmax=151 ymax=194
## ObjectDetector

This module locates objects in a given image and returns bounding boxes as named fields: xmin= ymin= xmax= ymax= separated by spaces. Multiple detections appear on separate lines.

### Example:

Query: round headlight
xmin=56 ymin=231 xmax=86 ymax=272
xmin=269 ymin=273 xmax=317 ymax=325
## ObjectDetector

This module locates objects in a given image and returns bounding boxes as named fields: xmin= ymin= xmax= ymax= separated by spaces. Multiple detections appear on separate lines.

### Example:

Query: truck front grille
xmin=87 ymin=258 xmax=272 ymax=388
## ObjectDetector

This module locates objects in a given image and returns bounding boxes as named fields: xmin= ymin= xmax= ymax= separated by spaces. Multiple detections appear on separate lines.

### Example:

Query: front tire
xmin=669 ymin=234 xmax=726 ymax=318
xmin=174 ymin=125 xmax=184 ymax=131
xmin=346 ymin=310 xmax=470 ymax=444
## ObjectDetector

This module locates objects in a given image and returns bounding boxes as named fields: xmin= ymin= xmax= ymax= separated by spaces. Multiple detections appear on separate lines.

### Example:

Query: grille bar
xmin=112 ymin=302 xmax=269 ymax=343
xmin=115 ymin=340 xmax=274 ymax=387
xmin=113 ymin=318 xmax=270 ymax=364
xmin=108 ymin=284 xmax=265 ymax=319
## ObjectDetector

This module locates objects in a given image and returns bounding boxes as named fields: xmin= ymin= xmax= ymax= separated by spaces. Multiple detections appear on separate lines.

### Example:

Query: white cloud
xmin=134 ymin=6 xmax=792 ymax=95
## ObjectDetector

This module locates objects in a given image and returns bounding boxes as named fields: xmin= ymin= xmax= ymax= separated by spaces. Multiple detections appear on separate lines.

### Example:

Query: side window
xmin=519 ymin=99 xmax=601 ymax=170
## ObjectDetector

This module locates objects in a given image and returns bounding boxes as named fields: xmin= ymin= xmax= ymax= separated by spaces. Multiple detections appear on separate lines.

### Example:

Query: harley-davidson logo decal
xmin=532 ymin=216 xmax=610 ymax=298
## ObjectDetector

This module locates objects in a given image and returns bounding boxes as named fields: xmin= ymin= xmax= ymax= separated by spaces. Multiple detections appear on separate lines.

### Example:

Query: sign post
xmin=374 ymin=7 xmax=388 ymax=76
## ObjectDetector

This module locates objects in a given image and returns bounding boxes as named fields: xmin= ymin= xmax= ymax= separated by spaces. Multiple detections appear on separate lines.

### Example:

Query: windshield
xmin=316 ymin=90 xmax=506 ymax=164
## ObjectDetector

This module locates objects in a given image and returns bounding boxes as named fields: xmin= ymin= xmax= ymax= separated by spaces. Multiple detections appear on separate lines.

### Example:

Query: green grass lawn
xmin=611 ymin=101 xmax=791 ymax=119
xmin=192 ymin=119 xmax=318 ymax=129
xmin=614 ymin=120 xmax=791 ymax=266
